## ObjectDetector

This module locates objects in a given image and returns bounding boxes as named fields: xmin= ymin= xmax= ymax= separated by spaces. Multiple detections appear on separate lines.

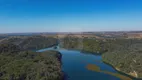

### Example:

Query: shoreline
xmin=36 ymin=46 xmax=65 ymax=80
xmin=39 ymin=46 xmax=142 ymax=80
xmin=55 ymin=51 xmax=67 ymax=80
xmin=102 ymin=61 xmax=142 ymax=80
xmin=80 ymin=48 xmax=142 ymax=80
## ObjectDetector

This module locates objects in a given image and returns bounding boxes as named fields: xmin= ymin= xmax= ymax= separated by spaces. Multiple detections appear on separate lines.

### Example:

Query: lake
xmin=37 ymin=47 xmax=132 ymax=80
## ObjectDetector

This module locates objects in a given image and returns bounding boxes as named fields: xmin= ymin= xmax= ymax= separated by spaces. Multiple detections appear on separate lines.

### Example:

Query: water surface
xmin=37 ymin=47 xmax=132 ymax=80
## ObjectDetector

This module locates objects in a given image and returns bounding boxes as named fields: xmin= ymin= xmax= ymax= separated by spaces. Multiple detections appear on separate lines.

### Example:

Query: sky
xmin=0 ymin=0 xmax=142 ymax=33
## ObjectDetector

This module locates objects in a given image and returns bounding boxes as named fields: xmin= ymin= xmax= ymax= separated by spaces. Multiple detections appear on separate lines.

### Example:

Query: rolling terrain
xmin=0 ymin=36 xmax=63 ymax=80
xmin=0 ymin=31 xmax=142 ymax=80
xmin=60 ymin=33 xmax=142 ymax=79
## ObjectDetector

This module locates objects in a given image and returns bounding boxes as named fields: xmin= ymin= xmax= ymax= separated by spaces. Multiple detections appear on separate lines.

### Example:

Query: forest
xmin=61 ymin=36 xmax=106 ymax=54
xmin=102 ymin=39 xmax=142 ymax=79
xmin=1 ymin=35 xmax=142 ymax=79
xmin=0 ymin=36 xmax=58 ymax=50
xmin=0 ymin=36 xmax=63 ymax=80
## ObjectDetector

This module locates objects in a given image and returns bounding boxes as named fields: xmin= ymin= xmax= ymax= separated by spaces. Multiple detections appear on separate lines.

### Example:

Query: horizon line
xmin=0 ymin=30 xmax=142 ymax=34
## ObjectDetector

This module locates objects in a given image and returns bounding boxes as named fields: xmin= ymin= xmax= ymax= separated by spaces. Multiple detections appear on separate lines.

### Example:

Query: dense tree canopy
xmin=1 ymin=36 xmax=58 ymax=50
xmin=0 ymin=37 xmax=63 ymax=80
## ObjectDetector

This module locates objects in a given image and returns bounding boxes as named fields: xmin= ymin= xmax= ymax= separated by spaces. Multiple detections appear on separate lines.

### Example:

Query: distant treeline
xmin=0 ymin=36 xmax=58 ymax=50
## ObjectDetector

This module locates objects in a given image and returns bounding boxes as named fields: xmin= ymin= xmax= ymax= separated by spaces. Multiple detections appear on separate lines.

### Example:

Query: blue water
xmin=37 ymin=47 xmax=123 ymax=80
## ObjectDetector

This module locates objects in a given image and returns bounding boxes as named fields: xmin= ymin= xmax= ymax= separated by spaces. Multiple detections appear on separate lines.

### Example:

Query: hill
xmin=0 ymin=37 xmax=63 ymax=80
